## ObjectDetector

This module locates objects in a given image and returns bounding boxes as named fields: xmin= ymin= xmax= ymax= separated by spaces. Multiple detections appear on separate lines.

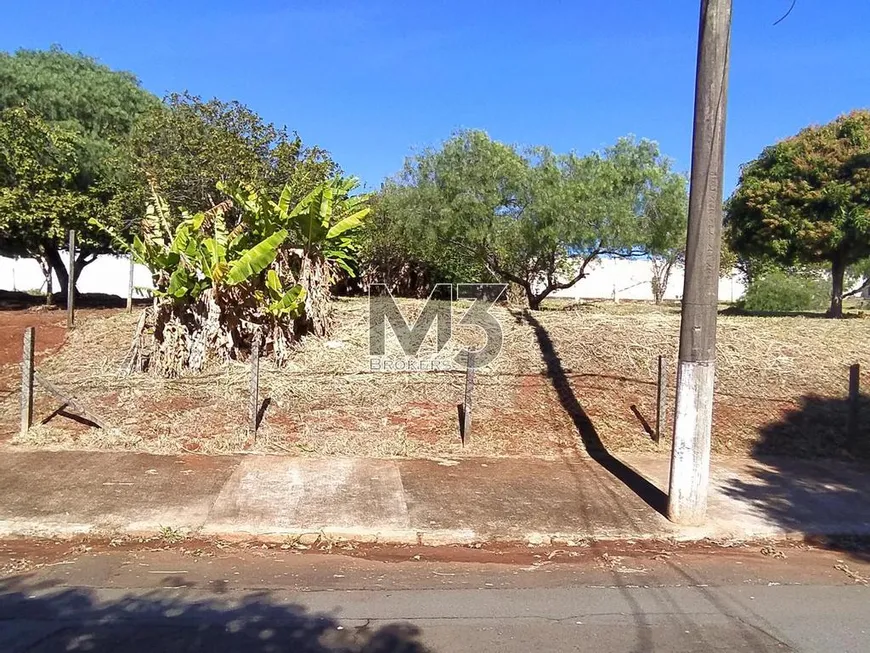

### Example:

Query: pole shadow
xmin=518 ymin=310 xmax=668 ymax=516
xmin=256 ymin=397 xmax=272 ymax=430
xmin=629 ymin=404 xmax=656 ymax=440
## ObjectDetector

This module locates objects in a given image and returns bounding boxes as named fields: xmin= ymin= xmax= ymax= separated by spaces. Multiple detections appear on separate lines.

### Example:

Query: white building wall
xmin=544 ymin=257 xmax=745 ymax=303
xmin=0 ymin=254 xmax=154 ymax=298
xmin=1 ymin=254 xmax=745 ymax=302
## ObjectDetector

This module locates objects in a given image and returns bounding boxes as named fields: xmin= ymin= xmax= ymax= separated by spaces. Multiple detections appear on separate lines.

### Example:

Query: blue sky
xmin=3 ymin=1 xmax=869 ymax=193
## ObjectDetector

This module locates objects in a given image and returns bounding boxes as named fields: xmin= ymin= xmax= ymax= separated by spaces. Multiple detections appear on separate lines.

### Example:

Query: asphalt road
xmin=0 ymin=538 xmax=868 ymax=652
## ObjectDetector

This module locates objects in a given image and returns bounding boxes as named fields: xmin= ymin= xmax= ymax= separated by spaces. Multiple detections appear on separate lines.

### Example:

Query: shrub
xmin=740 ymin=270 xmax=830 ymax=313
xmin=92 ymin=177 xmax=370 ymax=376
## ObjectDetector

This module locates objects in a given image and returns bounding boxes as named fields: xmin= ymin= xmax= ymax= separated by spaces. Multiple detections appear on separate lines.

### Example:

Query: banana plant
xmin=219 ymin=176 xmax=372 ymax=275
xmin=263 ymin=269 xmax=306 ymax=317
xmin=91 ymin=195 xmax=292 ymax=301
xmin=281 ymin=177 xmax=371 ymax=274
xmin=92 ymin=180 xmax=360 ymax=328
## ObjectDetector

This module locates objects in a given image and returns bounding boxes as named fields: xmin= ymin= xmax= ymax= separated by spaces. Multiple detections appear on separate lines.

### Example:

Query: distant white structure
xmin=543 ymin=256 xmax=745 ymax=303
xmin=1 ymin=253 xmax=746 ymax=303
xmin=0 ymin=254 xmax=154 ymax=298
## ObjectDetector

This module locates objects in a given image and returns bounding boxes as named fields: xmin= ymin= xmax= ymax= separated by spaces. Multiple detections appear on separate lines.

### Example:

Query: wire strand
xmin=773 ymin=0 xmax=797 ymax=26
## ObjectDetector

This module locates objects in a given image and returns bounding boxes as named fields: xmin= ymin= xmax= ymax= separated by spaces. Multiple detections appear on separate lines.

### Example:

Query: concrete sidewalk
xmin=1 ymin=448 xmax=868 ymax=544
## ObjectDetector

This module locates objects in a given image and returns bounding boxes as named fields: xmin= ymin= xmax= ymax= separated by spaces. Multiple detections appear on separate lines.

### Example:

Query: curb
xmin=3 ymin=521 xmax=870 ymax=547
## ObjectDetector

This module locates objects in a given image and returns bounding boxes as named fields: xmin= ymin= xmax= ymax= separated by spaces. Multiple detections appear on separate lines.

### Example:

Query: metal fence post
xmin=250 ymin=336 xmax=260 ymax=439
xmin=67 ymin=230 xmax=76 ymax=329
xmin=462 ymin=351 xmax=476 ymax=444
xmin=656 ymin=355 xmax=668 ymax=445
xmin=20 ymin=327 xmax=34 ymax=436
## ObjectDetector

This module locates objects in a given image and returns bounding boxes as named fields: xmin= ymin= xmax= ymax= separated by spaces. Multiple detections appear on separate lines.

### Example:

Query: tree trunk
xmin=525 ymin=285 xmax=542 ymax=311
xmin=651 ymin=276 xmax=665 ymax=305
xmin=42 ymin=245 xmax=69 ymax=299
xmin=41 ymin=243 xmax=93 ymax=300
xmin=37 ymin=257 xmax=54 ymax=305
xmin=73 ymin=251 xmax=90 ymax=285
xmin=651 ymin=256 xmax=677 ymax=305
xmin=829 ymin=257 xmax=846 ymax=318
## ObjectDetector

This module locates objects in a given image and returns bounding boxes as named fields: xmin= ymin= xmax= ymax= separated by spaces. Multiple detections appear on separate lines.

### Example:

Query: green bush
xmin=740 ymin=271 xmax=830 ymax=313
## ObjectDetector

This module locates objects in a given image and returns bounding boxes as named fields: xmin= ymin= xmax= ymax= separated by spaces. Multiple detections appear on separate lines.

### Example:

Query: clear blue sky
xmin=3 ymin=1 xmax=869 ymax=193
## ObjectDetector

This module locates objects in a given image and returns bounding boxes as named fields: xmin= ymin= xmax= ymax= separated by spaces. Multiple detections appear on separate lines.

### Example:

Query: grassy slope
xmin=4 ymin=298 xmax=869 ymax=459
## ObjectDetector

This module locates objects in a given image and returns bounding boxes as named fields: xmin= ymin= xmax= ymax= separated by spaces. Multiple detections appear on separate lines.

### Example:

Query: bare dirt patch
xmin=0 ymin=307 xmax=121 ymax=440
xmin=3 ymin=298 xmax=869 ymax=459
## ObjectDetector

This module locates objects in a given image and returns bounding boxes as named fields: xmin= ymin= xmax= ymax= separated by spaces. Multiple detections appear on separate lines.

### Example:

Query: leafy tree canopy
xmin=376 ymin=130 xmax=685 ymax=308
xmin=0 ymin=46 xmax=157 ymax=293
xmin=0 ymin=46 xmax=155 ymax=140
xmin=131 ymin=92 xmax=339 ymax=215
xmin=636 ymin=157 xmax=688 ymax=303
xmin=726 ymin=110 xmax=870 ymax=317
xmin=0 ymin=108 xmax=80 ymax=254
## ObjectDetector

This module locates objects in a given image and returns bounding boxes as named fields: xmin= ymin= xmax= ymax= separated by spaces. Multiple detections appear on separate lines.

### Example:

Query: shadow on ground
xmin=721 ymin=393 xmax=870 ymax=562
xmin=717 ymin=304 xmax=867 ymax=319
xmin=0 ymin=289 xmax=151 ymax=310
xmin=0 ymin=575 xmax=431 ymax=652
xmin=752 ymin=393 xmax=870 ymax=459
xmin=518 ymin=310 xmax=668 ymax=516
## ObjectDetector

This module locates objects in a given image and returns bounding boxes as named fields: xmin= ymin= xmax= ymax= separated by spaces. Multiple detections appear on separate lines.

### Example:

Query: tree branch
xmin=482 ymin=254 xmax=529 ymax=289
xmin=549 ymin=247 xmax=600 ymax=291
xmin=844 ymin=278 xmax=870 ymax=298
xmin=529 ymin=248 xmax=602 ymax=308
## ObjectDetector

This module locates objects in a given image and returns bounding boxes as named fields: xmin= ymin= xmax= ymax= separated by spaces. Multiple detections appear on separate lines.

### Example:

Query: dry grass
xmin=6 ymin=298 xmax=870 ymax=459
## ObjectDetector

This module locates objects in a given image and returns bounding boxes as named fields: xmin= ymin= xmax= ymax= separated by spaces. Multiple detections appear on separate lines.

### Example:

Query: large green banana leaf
xmin=267 ymin=285 xmax=306 ymax=316
xmin=277 ymin=185 xmax=294 ymax=218
xmin=167 ymin=267 xmax=193 ymax=298
xmin=88 ymin=217 xmax=132 ymax=256
xmin=265 ymin=269 xmax=283 ymax=296
xmin=225 ymin=229 xmax=289 ymax=285
xmin=325 ymin=207 xmax=371 ymax=240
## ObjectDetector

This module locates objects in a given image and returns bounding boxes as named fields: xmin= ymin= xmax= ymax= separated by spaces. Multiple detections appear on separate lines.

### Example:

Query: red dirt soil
xmin=0 ymin=309 xmax=67 ymax=370
xmin=0 ymin=307 xmax=122 ymax=440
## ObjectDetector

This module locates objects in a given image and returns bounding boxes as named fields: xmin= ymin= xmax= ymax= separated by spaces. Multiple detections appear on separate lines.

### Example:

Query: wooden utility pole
xmin=66 ymin=230 xmax=76 ymax=329
xmin=667 ymin=0 xmax=733 ymax=524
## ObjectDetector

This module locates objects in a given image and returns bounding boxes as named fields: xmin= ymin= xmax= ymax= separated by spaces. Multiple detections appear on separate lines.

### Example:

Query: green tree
xmin=641 ymin=166 xmax=688 ymax=303
xmin=382 ymin=130 xmax=681 ymax=309
xmin=131 ymin=92 xmax=338 ymax=215
xmin=726 ymin=110 xmax=870 ymax=318
xmin=0 ymin=46 xmax=157 ymax=295
xmin=740 ymin=270 xmax=831 ymax=313
xmin=362 ymin=187 xmax=492 ymax=295
xmin=0 ymin=108 xmax=78 ymax=297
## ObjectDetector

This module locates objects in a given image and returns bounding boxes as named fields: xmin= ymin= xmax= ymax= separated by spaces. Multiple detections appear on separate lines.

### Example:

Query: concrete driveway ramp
xmin=204 ymin=457 xmax=412 ymax=539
